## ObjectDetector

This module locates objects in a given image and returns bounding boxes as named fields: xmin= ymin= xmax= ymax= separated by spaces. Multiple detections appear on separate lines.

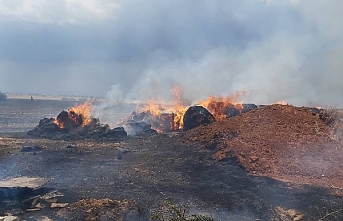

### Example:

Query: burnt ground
xmin=0 ymin=105 xmax=343 ymax=220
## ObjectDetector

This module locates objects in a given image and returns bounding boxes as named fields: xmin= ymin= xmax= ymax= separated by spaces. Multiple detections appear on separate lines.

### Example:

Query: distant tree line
xmin=0 ymin=91 xmax=7 ymax=100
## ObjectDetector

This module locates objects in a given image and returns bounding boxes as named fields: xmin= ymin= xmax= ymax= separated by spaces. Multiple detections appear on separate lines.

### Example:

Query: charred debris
xmin=27 ymin=109 xmax=127 ymax=140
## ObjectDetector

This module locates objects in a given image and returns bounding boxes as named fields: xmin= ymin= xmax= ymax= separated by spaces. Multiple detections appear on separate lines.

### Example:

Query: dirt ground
xmin=181 ymin=104 xmax=343 ymax=188
xmin=1 ymin=104 xmax=343 ymax=221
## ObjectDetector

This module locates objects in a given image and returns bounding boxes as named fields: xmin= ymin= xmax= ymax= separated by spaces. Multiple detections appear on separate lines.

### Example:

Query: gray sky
xmin=0 ymin=0 xmax=342 ymax=106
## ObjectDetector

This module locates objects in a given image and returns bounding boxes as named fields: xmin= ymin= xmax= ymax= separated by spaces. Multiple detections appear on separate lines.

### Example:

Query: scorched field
xmin=0 ymin=97 xmax=343 ymax=221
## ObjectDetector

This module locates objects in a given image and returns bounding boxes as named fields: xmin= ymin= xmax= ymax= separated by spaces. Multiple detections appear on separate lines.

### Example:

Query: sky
xmin=0 ymin=0 xmax=342 ymax=106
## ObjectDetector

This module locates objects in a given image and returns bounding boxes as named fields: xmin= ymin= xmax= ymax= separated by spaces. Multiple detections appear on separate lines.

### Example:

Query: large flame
xmin=68 ymin=102 xmax=92 ymax=126
xmin=197 ymin=91 xmax=245 ymax=119
xmin=54 ymin=102 xmax=92 ymax=128
xmin=136 ymin=86 xmax=188 ymax=132
xmin=134 ymin=87 xmax=246 ymax=132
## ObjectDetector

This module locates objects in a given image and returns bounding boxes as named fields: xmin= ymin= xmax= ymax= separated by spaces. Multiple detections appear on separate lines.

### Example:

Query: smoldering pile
xmin=122 ymin=103 xmax=259 ymax=134
xmin=27 ymin=100 xmax=261 ymax=140
xmin=122 ymin=100 xmax=326 ymax=137
xmin=27 ymin=104 xmax=127 ymax=140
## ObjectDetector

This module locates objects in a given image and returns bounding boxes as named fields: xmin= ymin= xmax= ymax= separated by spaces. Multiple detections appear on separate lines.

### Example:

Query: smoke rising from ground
xmin=104 ymin=0 xmax=343 ymax=107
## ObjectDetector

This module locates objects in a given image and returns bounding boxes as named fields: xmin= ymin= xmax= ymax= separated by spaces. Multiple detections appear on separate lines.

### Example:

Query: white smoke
xmin=102 ymin=0 xmax=343 ymax=108
xmin=104 ymin=84 xmax=124 ymax=107
xmin=92 ymin=84 xmax=129 ymax=126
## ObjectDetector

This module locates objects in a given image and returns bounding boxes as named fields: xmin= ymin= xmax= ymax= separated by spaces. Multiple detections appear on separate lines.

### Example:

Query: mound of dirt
xmin=180 ymin=104 xmax=343 ymax=188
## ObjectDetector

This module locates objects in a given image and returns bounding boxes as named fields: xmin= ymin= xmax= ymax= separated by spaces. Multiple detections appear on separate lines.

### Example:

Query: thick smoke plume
xmin=0 ymin=0 xmax=342 ymax=108
xmin=101 ymin=0 xmax=343 ymax=110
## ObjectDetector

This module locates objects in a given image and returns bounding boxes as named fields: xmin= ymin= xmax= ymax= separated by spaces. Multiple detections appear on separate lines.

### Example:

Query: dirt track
xmin=1 ymin=104 xmax=343 ymax=220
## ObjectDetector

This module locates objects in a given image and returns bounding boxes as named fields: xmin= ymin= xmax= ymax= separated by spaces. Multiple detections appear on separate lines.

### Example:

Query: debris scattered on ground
xmin=40 ymin=190 xmax=64 ymax=200
xmin=0 ymin=177 xmax=50 ymax=189
xmin=0 ymin=216 xmax=20 ymax=221
xmin=36 ymin=216 xmax=53 ymax=221
xmin=26 ymin=208 xmax=40 ymax=212
xmin=50 ymin=203 xmax=68 ymax=208
xmin=1 ymin=102 xmax=343 ymax=220
xmin=57 ymin=198 xmax=141 ymax=221
xmin=274 ymin=206 xmax=304 ymax=221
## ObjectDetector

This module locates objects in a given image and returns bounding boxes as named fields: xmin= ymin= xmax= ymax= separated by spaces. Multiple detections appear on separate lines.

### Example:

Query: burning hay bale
xmin=27 ymin=103 xmax=127 ymax=140
xmin=225 ymin=106 xmax=241 ymax=118
xmin=197 ymin=94 xmax=259 ymax=119
xmin=125 ymin=111 xmax=178 ymax=134
xmin=55 ymin=110 xmax=85 ymax=129
xmin=122 ymin=103 xmax=258 ymax=133
xmin=241 ymin=103 xmax=258 ymax=113
xmin=117 ymin=89 xmax=259 ymax=133
xmin=183 ymin=106 xmax=216 ymax=131
xmin=28 ymin=116 xmax=127 ymax=140
xmin=117 ymin=88 xmax=258 ymax=133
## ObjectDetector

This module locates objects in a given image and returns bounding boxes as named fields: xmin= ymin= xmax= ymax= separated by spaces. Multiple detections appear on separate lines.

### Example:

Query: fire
xmin=275 ymin=100 xmax=288 ymax=105
xmin=171 ymin=86 xmax=189 ymax=129
xmin=197 ymin=91 xmax=245 ymax=119
xmin=53 ymin=118 xmax=64 ymax=128
xmin=53 ymin=102 xmax=92 ymax=128
xmin=136 ymin=86 xmax=188 ymax=132
xmin=68 ymin=102 xmax=92 ymax=126
xmin=133 ymin=87 xmax=246 ymax=132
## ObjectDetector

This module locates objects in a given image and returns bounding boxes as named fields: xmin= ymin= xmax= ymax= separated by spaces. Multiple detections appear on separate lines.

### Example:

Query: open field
xmin=5 ymin=94 xmax=90 ymax=101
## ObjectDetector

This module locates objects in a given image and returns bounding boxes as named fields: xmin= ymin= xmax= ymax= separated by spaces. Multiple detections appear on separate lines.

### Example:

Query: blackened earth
xmin=0 ymin=133 xmax=342 ymax=221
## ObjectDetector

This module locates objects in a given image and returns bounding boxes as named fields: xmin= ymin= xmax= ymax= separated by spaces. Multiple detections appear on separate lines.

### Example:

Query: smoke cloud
xmin=104 ymin=0 xmax=343 ymax=107
xmin=0 ymin=0 xmax=342 ymax=107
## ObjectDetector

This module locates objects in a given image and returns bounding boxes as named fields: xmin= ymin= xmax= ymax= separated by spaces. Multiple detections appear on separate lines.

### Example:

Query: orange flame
xmin=54 ymin=102 xmax=93 ymax=128
xmin=137 ymin=86 xmax=188 ymax=132
xmin=171 ymin=86 xmax=189 ymax=129
xmin=135 ymin=87 xmax=246 ymax=132
xmin=275 ymin=100 xmax=288 ymax=105
xmin=197 ymin=91 xmax=245 ymax=119
xmin=53 ymin=118 xmax=64 ymax=128
xmin=69 ymin=102 xmax=92 ymax=126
